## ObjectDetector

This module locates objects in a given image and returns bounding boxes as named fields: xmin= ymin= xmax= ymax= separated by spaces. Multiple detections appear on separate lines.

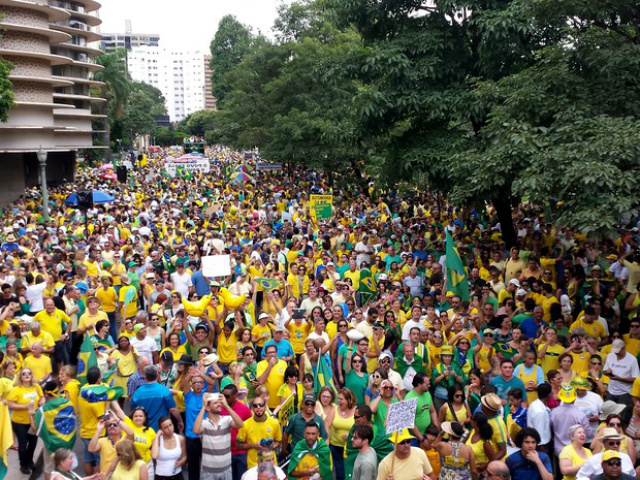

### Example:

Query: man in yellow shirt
xmin=23 ymin=343 xmax=52 ymax=382
xmin=256 ymin=344 xmax=287 ymax=409
xmin=236 ymin=396 xmax=283 ymax=468
xmin=77 ymin=296 xmax=109 ymax=336
xmin=569 ymin=306 xmax=606 ymax=344
xmin=21 ymin=321 xmax=55 ymax=356
xmin=33 ymin=298 xmax=70 ymax=369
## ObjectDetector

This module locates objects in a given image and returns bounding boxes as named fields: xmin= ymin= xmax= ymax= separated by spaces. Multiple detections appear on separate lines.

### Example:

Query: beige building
xmin=0 ymin=0 xmax=103 ymax=203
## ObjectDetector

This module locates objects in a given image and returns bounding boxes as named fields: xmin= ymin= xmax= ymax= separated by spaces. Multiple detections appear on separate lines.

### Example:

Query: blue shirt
xmin=490 ymin=375 xmax=527 ymax=402
xmin=262 ymin=339 xmax=294 ymax=359
xmin=184 ymin=390 xmax=207 ymax=439
xmin=506 ymin=450 xmax=552 ymax=480
xmin=130 ymin=382 xmax=177 ymax=431
xmin=191 ymin=270 xmax=210 ymax=297
xmin=520 ymin=317 xmax=548 ymax=340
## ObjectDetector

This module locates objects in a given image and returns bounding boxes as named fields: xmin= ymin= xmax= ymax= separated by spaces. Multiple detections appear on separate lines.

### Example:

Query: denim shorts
xmin=82 ymin=437 xmax=100 ymax=466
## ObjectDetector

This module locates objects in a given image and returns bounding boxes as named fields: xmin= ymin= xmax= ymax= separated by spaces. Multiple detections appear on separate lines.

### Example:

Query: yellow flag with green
xmin=445 ymin=230 xmax=469 ymax=301
xmin=77 ymin=333 xmax=98 ymax=386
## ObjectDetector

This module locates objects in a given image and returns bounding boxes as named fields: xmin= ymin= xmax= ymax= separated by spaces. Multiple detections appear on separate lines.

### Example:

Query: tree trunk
xmin=492 ymin=195 xmax=517 ymax=249
xmin=349 ymin=158 xmax=369 ymax=198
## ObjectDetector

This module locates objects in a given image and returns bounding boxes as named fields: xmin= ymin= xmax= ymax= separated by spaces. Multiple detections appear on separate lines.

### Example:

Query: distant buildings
xmin=127 ymin=46 xmax=207 ymax=122
xmin=100 ymin=19 xmax=159 ymax=52
xmin=0 ymin=0 xmax=104 ymax=203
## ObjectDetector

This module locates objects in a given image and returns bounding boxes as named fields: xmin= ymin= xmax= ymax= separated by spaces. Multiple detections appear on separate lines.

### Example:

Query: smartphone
xmin=102 ymin=411 xmax=111 ymax=422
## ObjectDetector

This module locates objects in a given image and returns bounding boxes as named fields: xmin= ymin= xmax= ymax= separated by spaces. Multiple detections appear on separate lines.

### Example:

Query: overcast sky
xmin=98 ymin=0 xmax=288 ymax=52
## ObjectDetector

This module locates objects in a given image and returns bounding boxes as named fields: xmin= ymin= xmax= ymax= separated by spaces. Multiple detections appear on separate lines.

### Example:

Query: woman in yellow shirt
xmin=6 ymin=368 xmax=44 ymax=474
xmin=251 ymin=313 xmax=272 ymax=358
xmin=114 ymin=407 xmax=156 ymax=477
xmin=330 ymin=389 xmax=356 ymax=480
xmin=159 ymin=332 xmax=188 ymax=362
xmin=110 ymin=336 xmax=138 ymax=391
xmin=559 ymin=425 xmax=592 ymax=480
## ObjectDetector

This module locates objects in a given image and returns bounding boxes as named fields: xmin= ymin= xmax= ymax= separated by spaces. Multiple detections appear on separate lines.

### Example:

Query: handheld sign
xmin=201 ymin=255 xmax=231 ymax=278
xmin=385 ymin=397 xmax=418 ymax=435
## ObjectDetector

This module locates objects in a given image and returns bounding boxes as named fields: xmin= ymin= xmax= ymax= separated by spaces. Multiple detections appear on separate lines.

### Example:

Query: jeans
xmin=186 ymin=436 xmax=202 ymax=480
xmin=231 ymin=452 xmax=247 ymax=480
xmin=107 ymin=311 xmax=118 ymax=342
xmin=12 ymin=422 xmax=37 ymax=469
xmin=330 ymin=444 xmax=345 ymax=480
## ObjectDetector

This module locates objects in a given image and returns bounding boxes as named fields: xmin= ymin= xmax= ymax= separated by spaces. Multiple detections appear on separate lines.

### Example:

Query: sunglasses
xmin=484 ymin=333 xmax=494 ymax=337
xmin=590 ymin=362 xmax=601 ymax=365
xmin=253 ymin=403 xmax=265 ymax=408
xmin=609 ymin=422 xmax=621 ymax=427
xmin=107 ymin=423 xmax=119 ymax=428
xmin=605 ymin=461 xmax=622 ymax=467
xmin=398 ymin=440 xmax=412 ymax=445
xmin=454 ymin=394 xmax=464 ymax=398
xmin=606 ymin=441 xmax=621 ymax=446
xmin=380 ymin=358 xmax=391 ymax=363
xmin=352 ymin=360 xmax=363 ymax=364
xmin=382 ymin=386 xmax=394 ymax=390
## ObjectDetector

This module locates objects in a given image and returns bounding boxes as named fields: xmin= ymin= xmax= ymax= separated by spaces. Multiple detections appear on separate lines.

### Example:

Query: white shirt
xmin=26 ymin=281 xmax=47 ymax=313
xmin=577 ymin=451 xmax=636 ymax=480
xmin=130 ymin=336 xmax=158 ymax=361
xmin=574 ymin=391 xmax=603 ymax=442
xmin=401 ymin=319 xmax=422 ymax=341
xmin=170 ymin=271 xmax=193 ymax=297
xmin=527 ymin=398 xmax=551 ymax=445
xmin=241 ymin=465 xmax=287 ymax=480
xmin=604 ymin=351 xmax=640 ymax=395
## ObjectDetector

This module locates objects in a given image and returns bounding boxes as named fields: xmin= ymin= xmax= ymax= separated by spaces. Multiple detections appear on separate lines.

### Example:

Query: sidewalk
xmin=5 ymin=442 xmax=43 ymax=480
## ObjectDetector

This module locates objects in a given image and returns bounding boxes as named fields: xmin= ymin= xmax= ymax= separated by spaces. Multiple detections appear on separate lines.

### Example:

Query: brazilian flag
xmin=77 ymin=333 xmax=97 ymax=386
xmin=176 ymin=166 xmax=193 ymax=180
xmin=495 ymin=342 xmax=519 ymax=360
xmin=34 ymin=398 xmax=76 ymax=452
xmin=359 ymin=268 xmax=376 ymax=303
xmin=80 ymin=385 xmax=124 ymax=403
xmin=445 ymin=230 xmax=469 ymax=301
xmin=223 ymin=164 xmax=235 ymax=178
xmin=102 ymin=360 xmax=120 ymax=386
xmin=0 ymin=401 xmax=12 ymax=480
xmin=313 ymin=354 xmax=337 ymax=398
xmin=255 ymin=277 xmax=281 ymax=291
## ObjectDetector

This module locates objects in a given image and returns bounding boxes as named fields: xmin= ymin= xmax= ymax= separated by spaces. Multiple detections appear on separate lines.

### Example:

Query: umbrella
xmin=230 ymin=171 xmax=254 ymax=184
xmin=98 ymin=163 xmax=114 ymax=170
xmin=65 ymin=190 xmax=115 ymax=206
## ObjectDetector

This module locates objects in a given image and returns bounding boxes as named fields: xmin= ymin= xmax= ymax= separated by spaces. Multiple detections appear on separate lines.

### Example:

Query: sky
xmin=98 ymin=0 xmax=288 ymax=52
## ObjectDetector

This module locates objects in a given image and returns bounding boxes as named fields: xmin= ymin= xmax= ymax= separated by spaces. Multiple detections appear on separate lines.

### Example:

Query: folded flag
xmin=77 ymin=333 xmax=97 ymax=386
xmin=0 ymin=401 xmax=12 ymax=480
xmin=35 ymin=397 xmax=76 ymax=452
xmin=80 ymin=385 xmax=125 ymax=403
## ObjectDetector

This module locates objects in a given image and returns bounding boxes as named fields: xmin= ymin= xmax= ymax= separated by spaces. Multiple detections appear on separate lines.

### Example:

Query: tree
xmin=132 ymin=82 xmax=167 ymax=116
xmin=94 ymin=49 xmax=131 ymax=159
xmin=121 ymin=90 xmax=157 ymax=138
xmin=184 ymin=109 xmax=216 ymax=136
xmin=209 ymin=15 xmax=255 ymax=105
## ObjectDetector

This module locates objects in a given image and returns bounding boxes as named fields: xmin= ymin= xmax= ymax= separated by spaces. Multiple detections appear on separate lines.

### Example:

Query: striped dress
xmin=201 ymin=415 xmax=233 ymax=475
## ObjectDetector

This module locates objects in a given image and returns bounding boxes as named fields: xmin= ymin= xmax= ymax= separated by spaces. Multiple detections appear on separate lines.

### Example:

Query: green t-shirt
xmin=405 ymin=389 xmax=434 ymax=434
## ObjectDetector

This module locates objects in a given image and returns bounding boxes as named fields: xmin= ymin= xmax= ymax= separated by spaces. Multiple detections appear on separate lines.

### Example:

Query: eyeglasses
xmin=352 ymin=359 xmax=363 ymax=364
xmin=632 ymin=325 xmax=640 ymax=329
xmin=605 ymin=461 xmax=622 ymax=467
xmin=338 ymin=324 xmax=348 ymax=328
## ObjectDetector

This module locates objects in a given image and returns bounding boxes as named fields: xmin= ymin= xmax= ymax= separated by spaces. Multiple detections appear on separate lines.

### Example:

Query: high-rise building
xmin=203 ymin=54 xmax=216 ymax=110
xmin=0 ymin=0 xmax=104 ymax=204
xmin=127 ymin=46 xmax=206 ymax=122
xmin=101 ymin=20 xmax=159 ymax=52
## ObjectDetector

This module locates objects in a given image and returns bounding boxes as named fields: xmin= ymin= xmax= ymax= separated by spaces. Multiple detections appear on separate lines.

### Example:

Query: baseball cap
xmin=302 ymin=394 xmax=316 ymax=405
xmin=133 ymin=324 xmax=146 ymax=334
xmin=161 ymin=351 xmax=174 ymax=365
xmin=611 ymin=339 xmax=626 ymax=354
xmin=509 ymin=279 xmax=521 ymax=287
xmin=602 ymin=450 xmax=622 ymax=462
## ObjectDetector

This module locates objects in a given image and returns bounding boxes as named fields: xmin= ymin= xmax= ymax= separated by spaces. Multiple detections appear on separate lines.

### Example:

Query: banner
xmin=201 ymin=255 xmax=231 ymax=278
xmin=310 ymin=194 xmax=333 ymax=221
xmin=278 ymin=392 xmax=296 ymax=431
xmin=165 ymin=159 xmax=210 ymax=175
xmin=257 ymin=162 xmax=283 ymax=171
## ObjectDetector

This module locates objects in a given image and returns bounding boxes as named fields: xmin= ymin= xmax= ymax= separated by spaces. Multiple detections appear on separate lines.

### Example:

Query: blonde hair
xmin=115 ymin=439 xmax=141 ymax=469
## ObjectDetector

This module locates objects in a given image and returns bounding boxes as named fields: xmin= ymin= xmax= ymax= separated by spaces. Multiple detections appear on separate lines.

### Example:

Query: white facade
xmin=127 ymin=46 xmax=206 ymax=121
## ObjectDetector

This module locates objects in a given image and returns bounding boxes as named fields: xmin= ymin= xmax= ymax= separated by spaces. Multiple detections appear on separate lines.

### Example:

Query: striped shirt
xmin=201 ymin=415 xmax=233 ymax=474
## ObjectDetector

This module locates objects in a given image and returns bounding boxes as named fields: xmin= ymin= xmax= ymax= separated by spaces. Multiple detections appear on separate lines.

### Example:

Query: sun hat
xmin=441 ymin=345 xmax=454 ymax=356
xmin=480 ymin=393 xmax=502 ymax=411
xmin=600 ymin=400 xmax=626 ymax=420
xmin=203 ymin=353 xmax=219 ymax=366
xmin=177 ymin=354 xmax=194 ymax=366
xmin=570 ymin=376 xmax=591 ymax=390
xmin=558 ymin=385 xmax=577 ymax=403
xmin=442 ymin=421 xmax=465 ymax=439
xmin=601 ymin=427 xmax=624 ymax=441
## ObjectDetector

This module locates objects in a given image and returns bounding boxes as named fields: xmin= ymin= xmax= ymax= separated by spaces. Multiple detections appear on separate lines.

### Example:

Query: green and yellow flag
xmin=359 ymin=268 xmax=376 ymax=303
xmin=445 ymin=230 xmax=469 ymax=301
xmin=0 ymin=401 xmax=12 ymax=480
xmin=77 ymin=333 xmax=97 ymax=386
xmin=255 ymin=277 xmax=282 ymax=291
xmin=34 ymin=397 xmax=76 ymax=452
xmin=80 ymin=385 xmax=124 ymax=403
xmin=176 ymin=166 xmax=193 ymax=180
xmin=314 ymin=354 xmax=337 ymax=398
xmin=495 ymin=342 xmax=519 ymax=359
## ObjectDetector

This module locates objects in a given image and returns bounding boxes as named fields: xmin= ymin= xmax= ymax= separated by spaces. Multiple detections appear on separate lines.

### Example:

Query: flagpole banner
xmin=445 ymin=230 xmax=470 ymax=301
xmin=201 ymin=255 xmax=231 ymax=278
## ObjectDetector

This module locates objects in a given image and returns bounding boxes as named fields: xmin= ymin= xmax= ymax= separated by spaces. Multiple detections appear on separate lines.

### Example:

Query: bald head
xmin=486 ymin=461 xmax=510 ymax=480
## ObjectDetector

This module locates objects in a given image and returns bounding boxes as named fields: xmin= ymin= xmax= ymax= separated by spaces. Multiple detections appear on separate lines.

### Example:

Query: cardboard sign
xmin=201 ymin=255 xmax=231 ymax=278
xmin=310 ymin=194 xmax=333 ymax=220
xmin=385 ymin=397 xmax=418 ymax=435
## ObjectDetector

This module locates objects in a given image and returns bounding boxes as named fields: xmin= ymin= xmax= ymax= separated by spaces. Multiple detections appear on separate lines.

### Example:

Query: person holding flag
xmin=445 ymin=230 xmax=470 ymax=302
xmin=288 ymin=422 xmax=332 ymax=480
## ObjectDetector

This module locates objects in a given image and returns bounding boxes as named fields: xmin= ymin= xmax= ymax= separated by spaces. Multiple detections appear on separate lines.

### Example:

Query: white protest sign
xmin=385 ymin=397 xmax=418 ymax=435
xmin=201 ymin=255 xmax=231 ymax=278
xmin=164 ymin=159 xmax=210 ymax=175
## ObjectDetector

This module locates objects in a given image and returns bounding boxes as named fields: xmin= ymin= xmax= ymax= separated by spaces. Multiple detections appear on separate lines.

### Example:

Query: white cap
xmin=509 ymin=279 xmax=521 ymax=287
xmin=611 ymin=339 xmax=626 ymax=354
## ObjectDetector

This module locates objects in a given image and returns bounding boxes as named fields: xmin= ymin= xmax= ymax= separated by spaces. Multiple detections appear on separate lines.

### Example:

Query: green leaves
xmin=0 ymin=57 xmax=14 ymax=123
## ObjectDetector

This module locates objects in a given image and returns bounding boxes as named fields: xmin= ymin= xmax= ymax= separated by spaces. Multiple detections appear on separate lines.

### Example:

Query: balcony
xmin=0 ymin=0 xmax=70 ymax=21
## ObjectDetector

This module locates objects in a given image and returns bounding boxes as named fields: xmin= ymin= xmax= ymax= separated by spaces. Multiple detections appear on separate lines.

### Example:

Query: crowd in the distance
xmin=1 ymin=146 xmax=640 ymax=480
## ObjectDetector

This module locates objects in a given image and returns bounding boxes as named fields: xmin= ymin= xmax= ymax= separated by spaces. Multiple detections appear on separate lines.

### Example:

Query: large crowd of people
xmin=1 ymin=146 xmax=640 ymax=480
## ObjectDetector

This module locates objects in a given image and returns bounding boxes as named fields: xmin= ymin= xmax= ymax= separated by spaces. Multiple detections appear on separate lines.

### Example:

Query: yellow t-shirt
xmin=559 ymin=443 xmax=592 ymax=480
xmin=343 ymin=270 xmax=361 ymax=290
xmin=33 ymin=308 xmax=70 ymax=339
xmin=119 ymin=286 xmax=138 ymax=319
xmin=22 ymin=330 xmax=55 ymax=353
xmin=256 ymin=359 xmax=287 ymax=409
xmin=237 ymin=416 xmax=283 ymax=468
xmin=287 ymin=322 xmax=311 ymax=355
xmin=217 ymin=331 xmax=238 ymax=363
xmin=7 ymin=384 xmax=43 ymax=424
xmin=291 ymin=452 xmax=320 ymax=478
xmin=125 ymin=417 xmax=156 ymax=463
xmin=159 ymin=346 xmax=188 ymax=361
xmin=78 ymin=311 xmax=109 ymax=335
xmin=569 ymin=319 xmax=605 ymax=341
xmin=539 ymin=343 xmax=565 ymax=374
xmin=96 ymin=286 xmax=118 ymax=313
xmin=251 ymin=323 xmax=272 ymax=348
xmin=624 ymin=334 xmax=640 ymax=357
xmin=79 ymin=385 xmax=107 ymax=438
xmin=569 ymin=351 xmax=591 ymax=375
xmin=24 ymin=354 xmax=52 ymax=382
xmin=97 ymin=433 xmax=127 ymax=475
